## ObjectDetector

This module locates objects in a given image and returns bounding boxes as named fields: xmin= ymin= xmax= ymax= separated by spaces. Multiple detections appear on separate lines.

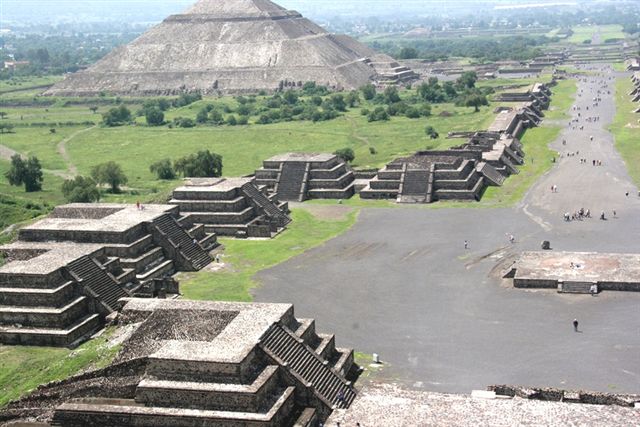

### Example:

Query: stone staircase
xmin=241 ymin=182 xmax=291 ymax=227
xmin=478 ymin=162 xmax=506 ymax=186
xmin=67 ymin=256 xmax=129 ymax=313
xmin=152 ymin=215 xmax=211 ymax=270
xmin=276 ymin=162 xmax=308 ymax=202
xmin=559 ymin=281 xmax=596 ymax=294
xmin=399 ymin=169 xmax=429 ymax=203
xmin=259 ymin=323 xmax=356 ymax=409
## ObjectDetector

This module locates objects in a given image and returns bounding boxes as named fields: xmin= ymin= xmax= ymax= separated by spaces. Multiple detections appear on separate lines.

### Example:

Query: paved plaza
xmin=255 ymin=65 xmax=640 ymax=394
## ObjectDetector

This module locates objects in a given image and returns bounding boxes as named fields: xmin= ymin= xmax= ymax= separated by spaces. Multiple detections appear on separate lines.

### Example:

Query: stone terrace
xmin=327 ymin=383 xmax=639 ymax=427
xmin=255 ymin=153 xmax=356 ymax=201
xmin=0 ymin=204 xmax=215 ymax=347
xmin=43 ymin=298 xmax=358 ymax=427
xmin=359 ymin=98 xmax=541 ymax=204
xmin=507 ymin=251 xmax=640 ymax=293
xmin=171 ymin=177 xmax=291 ymax=238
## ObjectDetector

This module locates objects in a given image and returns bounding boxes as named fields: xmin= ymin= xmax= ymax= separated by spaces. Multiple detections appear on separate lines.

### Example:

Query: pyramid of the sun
xmin=45 ymin=0 xmax=416 ymax=96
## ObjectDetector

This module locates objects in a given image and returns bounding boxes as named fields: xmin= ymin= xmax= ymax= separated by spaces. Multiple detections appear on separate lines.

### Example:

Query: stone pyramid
xmin=46 ymin=0 xmax=416 ymax=96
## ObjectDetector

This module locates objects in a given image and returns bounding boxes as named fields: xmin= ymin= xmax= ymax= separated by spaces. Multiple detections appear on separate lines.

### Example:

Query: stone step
xmin=136 ymin=260 xmax=174 ymax=283
xmin=53 ymin=387 xmax=296 ymax=426
xmin=135 ymin=365 xmax=280 ymax=412
xmin=0 ymin=296 xmax=88 ymax=328
xmin=0 ymin=313 xmax=102 ymax=347
xmin=0 ymin=281 xmax=76 ymax=308
xmin=120 ymin=247 xmax=165 ymax=274
xmin=293 ymin=407 xmax=317 ymax=427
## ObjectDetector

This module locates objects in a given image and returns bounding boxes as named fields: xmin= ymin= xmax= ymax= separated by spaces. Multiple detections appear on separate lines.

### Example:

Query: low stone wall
xmin=489 ymin=385 xmax=640 ymax=407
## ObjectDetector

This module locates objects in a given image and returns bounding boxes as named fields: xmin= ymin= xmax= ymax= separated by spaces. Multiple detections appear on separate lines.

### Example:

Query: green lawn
xmin=180 ymin=208 xmax=358 ymax=301
xmin=610 ymin=78 xmax=640 ymax=187
xmin=0 ymin=76 xmax=62 ymax=94
xmin=543 ymin=79 xmax=577 ymax=121
xmin=568 ymin=25 xmax=625 ymax=44
xmin=0 ymin=328 xmax=120 ymax=407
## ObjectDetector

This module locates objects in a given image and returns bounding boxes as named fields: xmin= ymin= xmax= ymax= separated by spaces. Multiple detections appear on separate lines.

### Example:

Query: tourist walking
xmin=573 ymin=319 xmax=579 ymax=332
xmin=464 ymin=240 xmax=469 ymax=250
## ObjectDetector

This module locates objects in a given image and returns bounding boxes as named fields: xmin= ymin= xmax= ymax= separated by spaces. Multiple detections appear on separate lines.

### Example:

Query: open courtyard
xmin=254 ymin=64 xmax=640 ymax=394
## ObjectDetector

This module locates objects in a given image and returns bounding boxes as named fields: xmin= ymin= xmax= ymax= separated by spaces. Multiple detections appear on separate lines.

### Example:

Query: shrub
xmin=334 ymin=148 xmax=355 ymax=163
xmin=62 ymin=176 xmax=100 ymax=202
xmin=149 ymin=159 xmax=176 ymax=180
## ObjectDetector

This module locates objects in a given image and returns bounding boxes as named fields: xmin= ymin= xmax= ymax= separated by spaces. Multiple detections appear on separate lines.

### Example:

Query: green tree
xmin=367 ymin=106 xmax=389 ymax=122
xmin=102 ymin=105 xmax=131 ymax=127
xmin=463 ymin=93 xmax=488 ymax=112
xmin=91 ymin=161 xmax=128 ymax=193
xmin=456 ymin=71 xmax=478 ymax=89
xmin=149 ymin=159 xmax=176 ymax=180
xmin=227 ymin=115 xmax=238 ymax=126
xmin=0 ymin=123 xmax=15 ymax=134
xmin=330 ymin=94 xmax=347 ymax=112
xmin=145 ymin=108 xmax=165 ymax=126
xmin=89 ymin=106 xmax=98 ymax=114
xmin=196 ymin=108 xmax=209 ymax=124
xmin=425 ymin=125 xmax=439 ymax=139
xmin=398 ymin=47 xmax=419 ymax=59
xmin=5 ymin=155 xmax=43 ymax=192
xmin=283 ymin=90 xmax=299 ymax=105
xmin=360 ymin=83 xmax=376 ymax=100
xmin=61 ymin=176 xmax=100 ymax=202
xmin=334 ymin=148 xmax=355 ymax=163
xmin=174 ymin=150 xmax=223 ymax=178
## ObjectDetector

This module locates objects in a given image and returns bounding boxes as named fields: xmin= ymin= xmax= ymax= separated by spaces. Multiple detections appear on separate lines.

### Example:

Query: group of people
xmin=563 ymin=208 xmax=591 ymax=222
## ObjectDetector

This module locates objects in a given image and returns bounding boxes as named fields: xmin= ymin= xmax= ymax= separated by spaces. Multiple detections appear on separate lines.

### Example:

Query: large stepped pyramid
xmin=45 ymin=0 xmax=417 ymax=96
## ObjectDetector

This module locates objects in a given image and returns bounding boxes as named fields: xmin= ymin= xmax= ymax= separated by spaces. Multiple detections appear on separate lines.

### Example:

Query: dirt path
xmin=0 ymin=143 xmax=19 ymax=161
xmin=57 ymin=126 xmax=96 ymax=177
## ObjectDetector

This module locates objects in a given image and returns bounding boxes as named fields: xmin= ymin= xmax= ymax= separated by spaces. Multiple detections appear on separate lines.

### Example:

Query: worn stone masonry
xmin=631 ymin=72 xmax=640 ymax=112
xmin=44 ymin=0 xmax=417 ymax=96
xmin=0 ymin=204 xmax=216 ymax=347
xmin=0 ymin=299 xmax=358 ymax=427
xmin=171 ymin=177 xmax=291 ymax=238
xmin=255 ymin=153 xmax=356 ymax=202
xmin=505 ymin=251 xmax=640 ymax=293
xmin=360 ymin=83 xmax=551 ymax=204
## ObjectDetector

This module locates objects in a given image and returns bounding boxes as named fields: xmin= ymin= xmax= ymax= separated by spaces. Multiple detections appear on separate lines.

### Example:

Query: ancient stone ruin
xmin=255 ymin=153 xmax=356 ymax=201
xmin=171 ymin=177 xmax=291 ymax=238
xmin=505 ymin=251 xmax=640 ymax=293
xmin=44 ymin=0 xmax=417 ymax=97
xmin=360 ymin=83 xmax=551 ymax=203
xmin=0 ymin=204 xmax=215 ymax=347
xmin=494 ymin=82 xmax=552 ymax=107
xmin=631 ymin=72 xmax=640 ymax=112
xmin=1 ymin=298 xmax=358 ymax=426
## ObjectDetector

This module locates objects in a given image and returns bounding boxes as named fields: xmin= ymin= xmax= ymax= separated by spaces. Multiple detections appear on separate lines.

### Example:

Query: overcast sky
xmin=0 ymin=0 xmax=616 ymax=24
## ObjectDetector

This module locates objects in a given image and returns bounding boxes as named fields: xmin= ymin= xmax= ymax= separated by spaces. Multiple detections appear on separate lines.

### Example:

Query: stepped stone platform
xmin=0 ymin=299 xmax=358 ymax=426
xmin=494 ymin=82 xmax=552 ymax=109
xmin=359 ymin=94 xmax=542 ymax=204
xmin=0 ymin=204 xmax=214 ymax=347
xmin=506 ymin=251 xmax=640 ymax=293
xmin=255 ymin=153 xmax=356 ymax=201
xmin=44 ymin=0 xmax=417 ymax=96
xmin=171 ymin=177 xmax=291 ymax=238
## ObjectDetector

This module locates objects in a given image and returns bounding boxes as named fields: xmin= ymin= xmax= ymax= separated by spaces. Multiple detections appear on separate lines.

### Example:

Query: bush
xmin=174 ymin=117 xmax=196 ymax=128
xmin=62 ymin=176 xmax=100 ymax=202
xmin=102 ymin=105 xmax=131 ymax=127
xmin=91 ymin=161 xmax=128 ymax=193
xmin=174 ymin=150 xmax=223 ymax=178
xmin=425 ymin=125 xmax=439 ymax=139
xmin=227 ymin=115 xmax=238 ymax=126
xmin=145 ymin=108 xmax=164 ymax=126
xmin=149 ymin=159 xmax=176 ymax=180
xmin=334 ymin=148 xmax=355 ymax=163
xmin=369 ymin=147 xmax=377 ymax=155
xmin=367 ymin=106 xmax=389 ymax=122
xmin=360 ymin=84 xmax=376 ymax=100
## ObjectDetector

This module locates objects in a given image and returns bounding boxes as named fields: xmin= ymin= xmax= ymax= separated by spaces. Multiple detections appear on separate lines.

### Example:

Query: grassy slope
xmin=0 ymin=329 xmax=120 ymax=407
xmin=610 ymin=78 xmax=640 ymax=187
xmin=180 ymin=208 xmax=358 ymax=302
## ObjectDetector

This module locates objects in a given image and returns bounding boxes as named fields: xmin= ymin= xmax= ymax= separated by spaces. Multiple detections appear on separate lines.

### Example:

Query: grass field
xmin=180 ymin=208 xmax=358 ymax=301
xmin=568 ymin=25 xmax=625 ymax=44
xmin=0 ymin=328 xmax=120 ymax=407
xmin=543 ymin=79 xmax=577 ymax=121
xmin=610 ymin=78 xmax=640 ymax=187
xmin=0 ymin=87 xmax=497 ymax=212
